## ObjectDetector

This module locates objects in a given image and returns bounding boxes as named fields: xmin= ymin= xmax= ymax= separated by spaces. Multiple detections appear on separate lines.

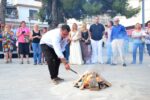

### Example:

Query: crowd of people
xmin=0 ymin=16 xmax=150 ymax=66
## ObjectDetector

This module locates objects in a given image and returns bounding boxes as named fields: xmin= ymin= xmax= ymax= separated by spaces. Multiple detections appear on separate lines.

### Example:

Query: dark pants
xmin=40 ymin=44 xmax=60 ymax=79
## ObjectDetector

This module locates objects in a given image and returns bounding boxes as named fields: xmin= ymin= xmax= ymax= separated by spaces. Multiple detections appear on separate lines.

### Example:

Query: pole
xmin=142 ymin=0 xmax=145 ymax=29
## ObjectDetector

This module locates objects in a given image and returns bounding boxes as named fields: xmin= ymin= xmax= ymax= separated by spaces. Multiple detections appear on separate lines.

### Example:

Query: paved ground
xmin=0 ymin=54 xmax=150 ymax=100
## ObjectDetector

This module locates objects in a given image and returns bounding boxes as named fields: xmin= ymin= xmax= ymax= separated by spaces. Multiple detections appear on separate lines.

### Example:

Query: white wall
xmin=13 ymin=0 xmax=41 ymax=7
xmin=17 ymin=6 xmax=39 ymax=22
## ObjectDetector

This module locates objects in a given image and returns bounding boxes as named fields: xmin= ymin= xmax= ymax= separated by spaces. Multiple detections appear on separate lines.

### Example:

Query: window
xmin=5 ymin=6 xmax=18 ymax=19
xmin=29 ymin=10 xmax=38 ymax=20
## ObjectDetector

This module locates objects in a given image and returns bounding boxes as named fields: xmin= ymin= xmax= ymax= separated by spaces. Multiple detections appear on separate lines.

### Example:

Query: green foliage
xmin=83 ymin=2 xmax=102 ymax=15
xmin=111 ymin=0 xmax=140 ymax=18
xmin=39 ymin=0 xmax=141 ymax=24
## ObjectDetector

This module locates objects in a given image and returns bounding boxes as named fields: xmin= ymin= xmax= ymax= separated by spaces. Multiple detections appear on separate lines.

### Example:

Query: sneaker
xmin=51 ymin=78 xmax=59 ymax=85
xmin=123 ymin=63 xmax=127 ymax=67
xmin=56 ymin=77 xmax=64 ymax=82
xmin=34 ymin=63 xmax=37 ymax=65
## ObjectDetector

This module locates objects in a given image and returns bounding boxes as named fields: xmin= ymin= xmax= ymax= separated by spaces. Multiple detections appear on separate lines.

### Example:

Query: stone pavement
xmin=0 ymin=54 xmax=150 ymax=100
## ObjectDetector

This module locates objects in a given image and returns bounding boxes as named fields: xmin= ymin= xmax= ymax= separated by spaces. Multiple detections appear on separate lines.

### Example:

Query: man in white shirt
xmin=40 ymin=25 xmax=71 ymax=85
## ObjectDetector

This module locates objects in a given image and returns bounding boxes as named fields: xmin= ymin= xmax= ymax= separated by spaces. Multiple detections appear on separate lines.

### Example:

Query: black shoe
xmin=123 ymin=63 xmax=126 ymax=67
xmin=56 ymin=77 xmax=64 ymax=82
xmin=34 ymin=63 xmax=37 ymax=65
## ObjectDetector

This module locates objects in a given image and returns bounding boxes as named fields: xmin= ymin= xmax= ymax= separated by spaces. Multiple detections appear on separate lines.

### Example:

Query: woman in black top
xmin=80 ymin=22 xmax=92 ymax=64
xmin=31 ymin=24 xmax=42 ymax=65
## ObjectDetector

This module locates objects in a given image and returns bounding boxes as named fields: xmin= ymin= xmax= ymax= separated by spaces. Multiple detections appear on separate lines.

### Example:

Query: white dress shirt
xmin=40 ymin=28 xmax=68 ymax=58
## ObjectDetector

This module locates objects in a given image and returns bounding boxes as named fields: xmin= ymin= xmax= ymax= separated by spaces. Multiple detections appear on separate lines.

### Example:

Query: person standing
xmin=145 ymin=21 xmax=150 ymax=56
xmin=31 ymin=24 xmax=42 ymax=65
xmin=89 ymin=16 xmax=105 ymax=64
xmin=69 ymin=23 xmax=83 ymax=65
xmin=16 ymin=21 xmax=31 ymax=64
xmin=105 ymin=21 xmax=113 ymax=64
xmin=2 ymin=24 xmax=15 ymax=63
xmin=41 ymin=27 xmax=48 ymax=64
xmin=40 ymin=24 xmax=70 ymax=85
xmin=111 ymin=17 xmax=127 ymax=67
xmin=80 ymin=22 xmax=92 ymax=64
xmin=131 ymin=23 xmax=145 ymax=64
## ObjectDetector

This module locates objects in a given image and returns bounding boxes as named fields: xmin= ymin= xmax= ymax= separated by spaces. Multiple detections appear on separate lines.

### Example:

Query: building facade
xmin=6 ymin=0 xmax=48 ymax=29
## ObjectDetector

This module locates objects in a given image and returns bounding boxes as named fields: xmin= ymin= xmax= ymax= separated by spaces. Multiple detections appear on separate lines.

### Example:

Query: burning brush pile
xmin=74 ymin=71 xmax=111 ymax=91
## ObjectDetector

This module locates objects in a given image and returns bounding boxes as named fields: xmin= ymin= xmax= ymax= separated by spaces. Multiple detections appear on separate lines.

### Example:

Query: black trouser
xmin=40 ymin=44 xmax=60 ymax=79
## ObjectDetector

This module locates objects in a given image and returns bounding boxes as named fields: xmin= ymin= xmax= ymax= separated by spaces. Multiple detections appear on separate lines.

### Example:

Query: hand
xmin=65 ymin=63 xmax=70 ymax=70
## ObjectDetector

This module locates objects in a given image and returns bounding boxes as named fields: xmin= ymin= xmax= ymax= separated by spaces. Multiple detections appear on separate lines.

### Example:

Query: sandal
xmin=27 ymin=61 xmax=30 ymax=64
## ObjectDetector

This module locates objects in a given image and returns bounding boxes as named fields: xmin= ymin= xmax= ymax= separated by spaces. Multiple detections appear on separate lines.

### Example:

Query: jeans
xmin=32 ymin=43 xmax=41 ymax=64
xmin=64 ymin=43 xmax=70 ymax=61
xmin=106 ymin=42 xmax=112 ymax=64
xmin=146 ymin=44 xmax=150 ymax=56
xmin=132 ymin=43 xmax=144 ymax=64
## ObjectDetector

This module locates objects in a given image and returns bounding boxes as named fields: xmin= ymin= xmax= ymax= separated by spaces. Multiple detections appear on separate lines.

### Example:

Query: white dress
xmin=69 ymin=31 xmax=83 ymax=65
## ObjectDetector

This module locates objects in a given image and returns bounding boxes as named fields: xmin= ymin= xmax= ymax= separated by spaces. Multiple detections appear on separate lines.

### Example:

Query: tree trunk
xmin=49 ymin=0 xmax=58 ymax=29
xmin=0 ymin=0 xmax=7 ymax=24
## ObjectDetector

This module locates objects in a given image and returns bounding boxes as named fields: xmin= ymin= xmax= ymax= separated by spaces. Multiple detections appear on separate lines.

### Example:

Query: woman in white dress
xmin=69 ymin=23 xmax=83 ymax=65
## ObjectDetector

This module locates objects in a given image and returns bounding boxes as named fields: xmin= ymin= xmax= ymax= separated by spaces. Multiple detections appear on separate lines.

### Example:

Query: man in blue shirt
xmin=111 ymin=17 xmax=128 ymax=67
xmin=89 ymin=16 xmax=105 ymax=64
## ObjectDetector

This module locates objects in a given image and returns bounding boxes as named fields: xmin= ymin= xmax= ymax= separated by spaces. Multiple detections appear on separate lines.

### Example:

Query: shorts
xmin=19 ymin=43 xmax=30 ymax=55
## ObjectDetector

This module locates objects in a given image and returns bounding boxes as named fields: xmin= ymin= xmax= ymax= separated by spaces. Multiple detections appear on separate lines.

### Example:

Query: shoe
xmin=123 ymin=63 xmax=127 ymax=67
xmin=27 ymin=61 xmax=30 ymax=64
xmin=111 ymin=63 xmax=117 ymax=66
xmin=20 ymin=61 xmax=23 ymax=64
xmin=105 ymin=62 xmax=111 ymax=64
xmin=139 ymin=62 xmax=142 ymax=64
xmin=5 ymin=61 xmax=9 ymax=64
xmin=38 ymin=63 xmax=43 ymax=65
xmin=131 ymin=62 xmax=136 ymax=64
xmin=51 ymin=78 xmax=59 ymax=85
xmin=56 ymin=77 xmax=64 ymax=82
xmin=10 ymin=60 xmax=12 ymax=63
xmin=34 ymin=63 xmax=37 ymax=65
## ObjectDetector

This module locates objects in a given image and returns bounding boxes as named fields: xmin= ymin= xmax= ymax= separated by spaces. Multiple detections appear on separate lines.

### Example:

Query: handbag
xmin=85 ymin=40 xmax=91 ymax=45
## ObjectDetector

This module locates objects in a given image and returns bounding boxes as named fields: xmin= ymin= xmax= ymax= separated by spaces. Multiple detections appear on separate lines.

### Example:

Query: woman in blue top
xmin=131 ymin=23 xmax=145 ymax=64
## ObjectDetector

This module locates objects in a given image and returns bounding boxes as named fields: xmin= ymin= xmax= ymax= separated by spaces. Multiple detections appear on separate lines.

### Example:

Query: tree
xmin=0 ymin=0 xmax=7 ymax=24
xmin=40 ymin=0 xmax=141 ymax=28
